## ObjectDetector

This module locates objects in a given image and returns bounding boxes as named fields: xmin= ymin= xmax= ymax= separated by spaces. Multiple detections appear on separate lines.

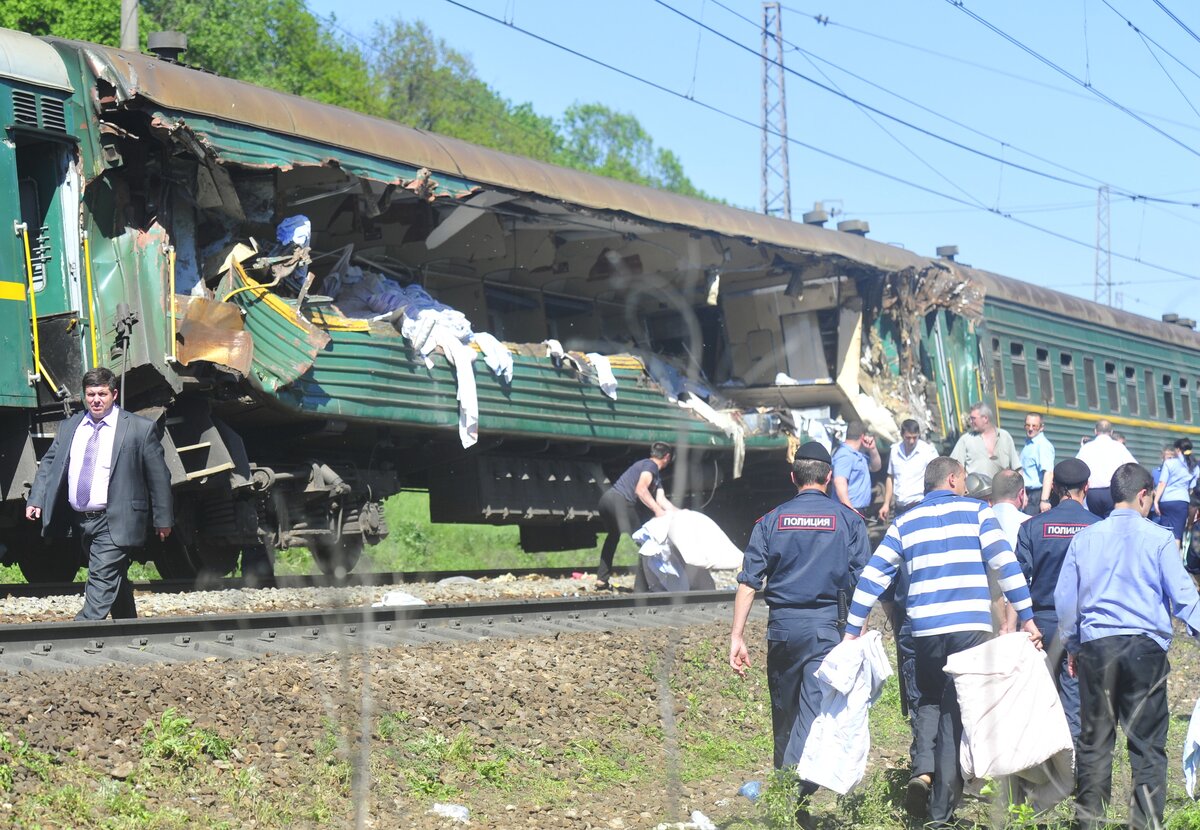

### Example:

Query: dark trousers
xmin=766 ymin=612 xmax=840 ymax=790
xmin=74 ymin=512 xmax=137 ymax=620
xmin=1086 ymin=487 xmax=1115 ymax=520
xmin=1033 ymin=611 xmax=1080 ymax=741
xmin=913 ymin=630 xmax=990 ymax=826
xmin=1023 ymin=487 xmax=1042 ymax=516
xmin=895 ymin=620 xmax=935 ymax=776
xmin=596 ymin=489 xmax=643 ymax=584
xmin=1155 ymin=500 xmax=1189 ymax=543
xmin=1076 ymin=635 xmax=1170 ymax=830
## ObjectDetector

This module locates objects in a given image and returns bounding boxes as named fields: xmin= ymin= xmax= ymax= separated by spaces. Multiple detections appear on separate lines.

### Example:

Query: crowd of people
xmin=730 ymin=411 xmax=1200 ymax=829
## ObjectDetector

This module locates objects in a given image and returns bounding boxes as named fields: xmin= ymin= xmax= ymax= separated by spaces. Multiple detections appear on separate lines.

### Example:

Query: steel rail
xmin=0 ymin=589 xmax=743 ymax=674
xmin=0 ymin=565 xmax=635 ymax=599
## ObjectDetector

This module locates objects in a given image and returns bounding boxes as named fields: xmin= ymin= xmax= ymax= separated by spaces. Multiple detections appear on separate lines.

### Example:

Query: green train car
xmin=0 ymin=28 xmax=1192 ymax=583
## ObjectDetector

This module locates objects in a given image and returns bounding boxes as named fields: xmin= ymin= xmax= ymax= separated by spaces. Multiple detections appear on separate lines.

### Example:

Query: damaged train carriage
xmin=0 ymin=28 xmax=977 ymax=580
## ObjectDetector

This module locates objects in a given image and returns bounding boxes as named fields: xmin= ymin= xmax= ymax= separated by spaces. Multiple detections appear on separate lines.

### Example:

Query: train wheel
xmin=154 ymin=536 xmax=239 ymax=583
xmin=17 ymin=547 xmax=82 ymax=584
xmin=311 ymin=536 xmax=363 ymax=579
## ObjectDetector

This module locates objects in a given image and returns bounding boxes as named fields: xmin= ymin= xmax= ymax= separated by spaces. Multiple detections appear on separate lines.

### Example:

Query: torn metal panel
xmin=173 ymin=295 xmax=252 ymax=375
xmin=52 ymin=37 xmax=962 ymax=281
xmin=858 ymin=264 xmax=985 ymax=440
xmin=220 ymin=261 xmax=331 ymax=394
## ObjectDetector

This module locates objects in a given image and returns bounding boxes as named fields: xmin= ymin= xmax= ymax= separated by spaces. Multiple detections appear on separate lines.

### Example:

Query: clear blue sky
xmin=305 ymin=0 xmax=1200 ymax=326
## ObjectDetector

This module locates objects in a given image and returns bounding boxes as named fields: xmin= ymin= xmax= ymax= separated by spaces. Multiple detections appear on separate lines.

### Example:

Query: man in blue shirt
xmin=729 ymin=442 xmax=870 ymax=827
xmin=1055 ymin=463 xmax=1200 ymax=830
xmin=1015 ymin=458 xmax=1098 ymax=743
xmin=1020 ymin=412 xmax=1056 ymax=515
xmin=832 ymin=421 xmax=881 ymax=513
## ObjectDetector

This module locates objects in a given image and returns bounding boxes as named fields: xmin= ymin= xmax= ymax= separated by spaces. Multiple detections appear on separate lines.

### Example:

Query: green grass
xmin=359 ymin=490 xmax=639 ymax=571
xmin=140 ymin=709 xmax=232 ymax=771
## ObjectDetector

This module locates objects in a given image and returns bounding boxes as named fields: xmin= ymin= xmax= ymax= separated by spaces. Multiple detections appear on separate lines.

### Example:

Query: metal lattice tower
xmin=760 ymin=2 xmax=791 ymax=220
xmin=1094 ymin=184 xmax=1111 ymax=305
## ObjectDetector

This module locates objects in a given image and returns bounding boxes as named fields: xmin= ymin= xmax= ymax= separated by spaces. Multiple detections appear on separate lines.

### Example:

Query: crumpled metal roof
xmin=52 ymin=38 xmax=931 ymax=273
xmin=48 ymin=37 xmax=1200 ymax=351
xmin=0 ymin=29 xmax=72 ymax=92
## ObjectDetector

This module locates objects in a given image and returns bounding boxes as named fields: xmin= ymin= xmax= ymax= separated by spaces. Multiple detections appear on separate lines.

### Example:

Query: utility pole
xmin=1094 ymin=184 xmax=1111 ymax=305
xmin=760 ymin=2 xmax=791 ymax=220
xmin=121 ymin=0 xmax=138 ymax=51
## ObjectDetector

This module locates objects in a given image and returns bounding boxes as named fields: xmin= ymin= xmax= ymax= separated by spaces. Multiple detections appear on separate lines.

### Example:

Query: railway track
xmin=0 ymin=565 xmax=634 ymax=599
xmin=0 ymin=589 xmax=745 ymax=674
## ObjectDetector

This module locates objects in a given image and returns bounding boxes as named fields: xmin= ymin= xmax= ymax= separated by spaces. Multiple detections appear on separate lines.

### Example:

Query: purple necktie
xmin=74 ymin=419 xmax=105 ymax=508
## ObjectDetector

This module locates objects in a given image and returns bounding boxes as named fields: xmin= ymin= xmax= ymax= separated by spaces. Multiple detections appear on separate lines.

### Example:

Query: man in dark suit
xmin=25 ymin=367 xmax=173 ymax=619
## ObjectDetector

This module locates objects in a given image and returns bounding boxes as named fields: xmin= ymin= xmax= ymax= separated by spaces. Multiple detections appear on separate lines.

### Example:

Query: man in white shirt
xmin=983 ymin=470 xmax=1027 ymax=635
xmin=880 ymin=419 xmax=938 ymax=523
xmin=1075 ymin=420 xmax=1136 ymax=519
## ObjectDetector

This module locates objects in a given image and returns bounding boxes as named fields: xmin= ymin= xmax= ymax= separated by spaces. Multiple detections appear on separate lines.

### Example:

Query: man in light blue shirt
xmin=1019 ymin=412 xmax=1055 ymax=516
xmin=1054 ymin=463 xmax=1200 ymax=830
xmin=832 ymin=421 xmax=881 ymax=513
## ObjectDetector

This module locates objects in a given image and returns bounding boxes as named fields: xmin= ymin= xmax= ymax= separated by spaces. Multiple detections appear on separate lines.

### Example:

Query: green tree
xmin=0 ymin=0 xmax=118 ymax=43
xmin=2 ymin=2 xmax=711 ymax=200
xmin=369 ymin=19 xmax=562 ymax=163
xmin=560 ymin=102 xmax=711 ymax=198
xmin=141 ymin=0 xmax=379 ymax=114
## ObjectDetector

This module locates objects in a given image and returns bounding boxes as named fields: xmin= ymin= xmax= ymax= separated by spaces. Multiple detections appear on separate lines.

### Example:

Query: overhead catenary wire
xmin=1098 ymin=0 xmax=1200 ymax=120
xmin=662 ymin=0 xmax=1200 ymax=208
xmin=1150 ymin=0 xmax=1200 ymax=47
xmin=941 ymin=0 xmax=1200 ymax=160
xmin=1100 ymin=0 xmax=1200 ymax=85
xmin=711 ymin=0 xmax=1199 ymax=208
xmin=789 ymin=34 xmax=990 ymax=210
xmin=776 ymin=1 xmax=1200 ymax=136
xmin=436 ymin=0 xmax=1200 ymax=284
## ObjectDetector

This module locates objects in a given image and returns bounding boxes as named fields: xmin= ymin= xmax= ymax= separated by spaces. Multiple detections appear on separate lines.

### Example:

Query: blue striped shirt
xmin=845 ymin=490 xmax=1034 ymax=637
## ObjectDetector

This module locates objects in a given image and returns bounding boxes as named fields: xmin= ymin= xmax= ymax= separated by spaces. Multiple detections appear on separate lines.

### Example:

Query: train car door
xmin=0 ymin=121 xmax=39 ymax=408
xmin=14 ymin=130 xmax=84 ymax=403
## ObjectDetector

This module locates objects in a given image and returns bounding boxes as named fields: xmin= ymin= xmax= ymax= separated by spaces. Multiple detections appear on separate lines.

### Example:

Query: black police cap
xmin=1054 ymin=458 xmax=1090 ymax=489
xmin=795 ymin=441 xmax=832 ymax=465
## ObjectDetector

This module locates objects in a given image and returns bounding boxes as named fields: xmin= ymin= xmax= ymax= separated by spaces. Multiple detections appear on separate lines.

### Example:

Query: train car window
xmin=1181 ymin=378 xmax=1192 ymax=422
xmin=1036 ymin=347 xmax=1053 ymax=404
xmin=991 ymin=338 xmax=1005 ymax=396
xmin=1140 ymin=369 xmax=1154 ymax=417
xmin=1084 ymin=358 xmax=1099 ymax=409
xmin=1105 ymin=362 xmax=1119 ymax=412
xmin=1060 ymin=353 xmax=1077 ymax=407
xmin=1010 ymin=342 xmax=1029 ymax=399
xmin=1125 ymin=366 xmax=1140 ymax=415
xmin=1162 ymin=374 xmax=1175 ymax=421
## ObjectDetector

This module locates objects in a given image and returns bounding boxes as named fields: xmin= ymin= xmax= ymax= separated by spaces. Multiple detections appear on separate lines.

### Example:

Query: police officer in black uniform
xmin=1015 ymin=457 xmax=1098 ymax=741
xmin=729 ymin=442 xmax=870 ymax=823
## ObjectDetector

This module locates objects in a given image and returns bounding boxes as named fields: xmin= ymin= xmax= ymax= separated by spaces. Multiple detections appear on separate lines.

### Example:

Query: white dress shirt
xmin=68 ymin=406 xmax=119 ymax=511
xmin=887 ymin=439 xmax=938 ymax=505
xmin=1076 ymin=434 xmax=1136 ymax=489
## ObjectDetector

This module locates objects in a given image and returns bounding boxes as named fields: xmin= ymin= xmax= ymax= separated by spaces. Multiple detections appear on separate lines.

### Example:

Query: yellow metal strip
xmin=997 ymin=399 xmax=1199 ymax=435
xmin=167 ymin=245 xmax=177 ymax=362
xmin=0 ymin=281 xmax=26 ymax=301
xmin=83 ymin=233 xmax=99 ymax=367
xmin=308 ymin=308 xmax=370 ymax=333
xmin=18 ymin=225 xmax=60 ymax=396
xmin=228 ymin=262 xmax=313 ymax=333
xmin=946 ymin=357 xmax=961 ymax=429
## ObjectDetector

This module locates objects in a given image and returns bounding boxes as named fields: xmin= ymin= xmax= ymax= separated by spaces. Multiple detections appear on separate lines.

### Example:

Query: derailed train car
xmin=0 ymin=28 xmax=1195 ymax=582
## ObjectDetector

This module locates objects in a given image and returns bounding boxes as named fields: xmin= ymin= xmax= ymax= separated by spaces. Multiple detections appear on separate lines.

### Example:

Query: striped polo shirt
xmin=845 ymin=490 xmax=1034 ymax=637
